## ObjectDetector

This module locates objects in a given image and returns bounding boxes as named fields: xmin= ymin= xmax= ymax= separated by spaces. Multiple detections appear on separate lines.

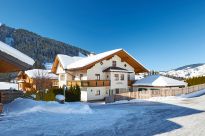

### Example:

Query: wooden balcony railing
xmin=67 ymin=80 xmax=110 ymax=87
xmin=67 ymin=80 xmax=136 ymax=87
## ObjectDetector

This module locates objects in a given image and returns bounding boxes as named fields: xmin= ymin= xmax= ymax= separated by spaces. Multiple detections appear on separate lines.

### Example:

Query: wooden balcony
xmin=67 ymin=80 xmax=135 ymax=87
xmin=67 ymin=80 xmax=110 ymax=87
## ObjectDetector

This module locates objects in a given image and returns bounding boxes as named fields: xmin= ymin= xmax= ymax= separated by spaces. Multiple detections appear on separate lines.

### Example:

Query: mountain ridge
xmin=161 ymin=63 xmax=205 ymax=79
xmin=0 ymin=24 xmax=91 ymax=68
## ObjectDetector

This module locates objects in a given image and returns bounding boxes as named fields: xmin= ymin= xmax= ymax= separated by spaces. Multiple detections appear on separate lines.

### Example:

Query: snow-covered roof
xmin=0 ymin=82 xmax=18 ymax=90
xmin=57 ymin=54 xmax=83 ymax=69
xmin=0 ymin=41 xmax=35 ymax=66
xmin=67 ymin=49 xmax=122 ymax=70
xmin=25 ymin=69 xmax=58 ymax=79
xmin=133 ymin=75 xmax=187 ymax=87
xmin=52 ymin=49 xmax=148 ymax=73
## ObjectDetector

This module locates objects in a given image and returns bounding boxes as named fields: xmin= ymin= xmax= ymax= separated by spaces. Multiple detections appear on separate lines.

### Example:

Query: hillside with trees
xmin=0 ymin=24 xmax=90 ymax=68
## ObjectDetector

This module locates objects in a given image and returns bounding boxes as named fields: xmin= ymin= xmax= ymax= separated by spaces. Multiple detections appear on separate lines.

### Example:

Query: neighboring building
xmin=133 ymin=75 xmax=188 ymax=91
xmin=52 ymin=49 xmax=148 ymax=101
xmin=0 ymin=41 xmax=35 ymax=112
xmin=17 ymin=69 xmax=58 ymax=92
xmin=0 ymin=41 xmax=34 ymax=72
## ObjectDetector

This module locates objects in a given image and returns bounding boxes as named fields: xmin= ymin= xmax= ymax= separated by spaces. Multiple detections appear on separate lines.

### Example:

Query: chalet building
xmin=0 ymin=41 xmax=35 ymax=112
xmin=133 ymin=75 xmax=188 ymax=91
xmin=17 ymin=69 xmax=58 ymax=92
xmin=0 ymin=41 xmax=34 ymax=73
xmin=52 ymin=49 xmax=148 ymax=101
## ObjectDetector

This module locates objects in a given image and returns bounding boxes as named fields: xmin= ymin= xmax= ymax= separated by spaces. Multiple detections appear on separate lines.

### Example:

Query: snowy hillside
xmin=161 ymin=63 xmax=205 ymax=79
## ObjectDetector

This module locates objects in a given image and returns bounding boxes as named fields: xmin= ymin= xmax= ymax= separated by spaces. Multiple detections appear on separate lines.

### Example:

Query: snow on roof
xmin=0 ymin=41 xmax=35 ymax=66
xmin=67 ymin=49 xmax=122 ymax=69
xmin=0 ymin=82 xmax=18 ymax=90
xmin=133 ymin=75 xmax=187 ymax=87
xmin=25 ymin=69 xmax=58 ymax=79
xmin=57 ymin=54 xmax=83 ymax=69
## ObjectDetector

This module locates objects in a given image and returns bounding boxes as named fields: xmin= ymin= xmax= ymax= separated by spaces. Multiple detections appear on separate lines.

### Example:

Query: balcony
xmin=67 ymin=80 xmax=110 ymax=87
xmin=67 ymin=80 xmax=135 ymax=87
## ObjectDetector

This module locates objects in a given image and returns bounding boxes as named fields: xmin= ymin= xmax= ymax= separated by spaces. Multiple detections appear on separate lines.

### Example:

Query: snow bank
xmin=113 ymin=89 xmax=205 ymax=104
xmin=4 ymin=98 xmax=92 ymax=116
xmin=180 ymin=89 xmax=205 ymax=98
xmin=55 ymin=94 xmax=65 ymax=101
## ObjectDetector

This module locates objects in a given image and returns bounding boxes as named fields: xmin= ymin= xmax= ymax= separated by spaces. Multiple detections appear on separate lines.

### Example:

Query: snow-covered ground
xmin=1 ymin=90 xmax=205 ymax=136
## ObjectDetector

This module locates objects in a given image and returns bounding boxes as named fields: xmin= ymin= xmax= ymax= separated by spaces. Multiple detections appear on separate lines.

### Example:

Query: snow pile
xmin=4 ymin=98 xmax=92 ymax=116
xmin=0 ymin=82 xmax=18 ymax=90
xmin=25 ymin=69 xmax=58 ymax=79
xmin=180 ymin=89 xmax=205 ymax=98
xmin=55 ymin=94 xmax=65 ymax=101
xmin=162 ymin=63 xmax=205 ymax=78
xmin=0 ymin=41 xmax=34 ymax=66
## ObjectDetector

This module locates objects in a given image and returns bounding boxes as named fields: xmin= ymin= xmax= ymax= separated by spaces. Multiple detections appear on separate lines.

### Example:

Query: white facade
xmin=53 ymin=49 xmax=148 ymax=101
xmin=56 ymin=55 xmax=135 ymax=101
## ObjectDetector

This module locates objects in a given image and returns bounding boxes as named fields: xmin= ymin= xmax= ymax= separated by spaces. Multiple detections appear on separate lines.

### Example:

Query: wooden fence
xmin=0 ymin=103 xmax=2 ymax=113
xmin=106 ymin=83 xmax=205 ymax=103
xmin=0 ymin=90 xmax=23 ymax=104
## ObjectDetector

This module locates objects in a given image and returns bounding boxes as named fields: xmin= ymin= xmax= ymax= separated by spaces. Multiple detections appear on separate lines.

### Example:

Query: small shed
xmin=133 ymin=75 xmax=188 ymax=91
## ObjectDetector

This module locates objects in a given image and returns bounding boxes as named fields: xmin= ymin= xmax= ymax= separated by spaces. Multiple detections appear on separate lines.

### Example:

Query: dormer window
xmin=112 ymin=61 xmax=117 ymax=67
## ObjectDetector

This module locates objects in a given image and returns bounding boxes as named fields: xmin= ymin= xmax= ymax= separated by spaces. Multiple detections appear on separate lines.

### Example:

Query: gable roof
xmin=133 ymin=75 xmax=187 ymax=87
xmin=51 ymin=54 xmax=83 ymax=73
xmin=0 ymin=41 xmax=35 ymax=72
xmin=66 ymin=49 xmax=148 ymax=73
xmin=52 ymin=49 xmax=148 ymax=73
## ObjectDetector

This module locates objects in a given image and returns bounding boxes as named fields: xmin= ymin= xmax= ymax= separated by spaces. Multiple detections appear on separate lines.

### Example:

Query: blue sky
xmin=0 ymin=0 xmax=205 ymax=71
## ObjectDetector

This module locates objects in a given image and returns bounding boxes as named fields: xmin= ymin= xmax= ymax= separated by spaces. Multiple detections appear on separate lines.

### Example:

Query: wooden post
xmin=0 ymin=103 xmax=3 ymax=113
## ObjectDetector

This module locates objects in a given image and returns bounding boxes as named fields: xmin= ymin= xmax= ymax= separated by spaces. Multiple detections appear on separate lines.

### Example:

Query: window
xmin=114 ymin=74 xmax=119 ymax=81
xmin=112 ymin=61 xmax=117 ymax=67
xmin=116 ymin=89 xmax=119 ymax=94
xmin=72 ymin=76 xmax=75 ymax=80
xmin=120 ymin=74 xmax=124 ymax=80
xmin=60 ymin=74 xmax=65 ymax=81
xmin=95 ymin=90 xmax=100 ymax=96
xmin=100 ymin=62 xmax=103 ymax=65
xmin=124 ymin=64 xmax=127 ymax=67
xmin=80 ymin=74 xmax=83 ymax=80
xmin=95 ymin=74 xmax=100 ymax=80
